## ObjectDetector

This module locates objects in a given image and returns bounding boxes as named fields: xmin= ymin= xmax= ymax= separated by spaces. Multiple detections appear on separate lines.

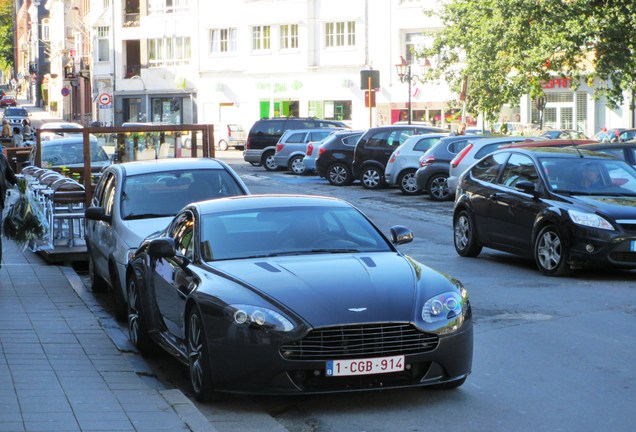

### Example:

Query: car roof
xmin=111 ymin=158 xmax=229 ymax=176
xmin=505 ymin=138 xmax=597 ymax=148
xmin=495 ymin=146 xmax=616 ymax=160
xmin=40 ymin=122 xmax=83 ymax=129
xmin=579 ymin=141 xmax=636 ymax=150
xmin=194 ymin=194 xmax=350 ymax=214
xmin=467 ymin=136 xmax=540 ymax=145
xmin=40 ymin=136 xmax=97 ymax=145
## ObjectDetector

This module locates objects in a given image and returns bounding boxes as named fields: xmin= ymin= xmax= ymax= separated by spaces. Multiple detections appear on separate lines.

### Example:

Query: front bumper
xmin=567 ymin=225 xmax=636 ymax=269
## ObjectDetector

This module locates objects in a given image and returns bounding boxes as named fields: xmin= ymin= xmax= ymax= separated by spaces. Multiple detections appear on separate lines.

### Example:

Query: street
xmin=83 ymin=150 xmax=636 ymax=432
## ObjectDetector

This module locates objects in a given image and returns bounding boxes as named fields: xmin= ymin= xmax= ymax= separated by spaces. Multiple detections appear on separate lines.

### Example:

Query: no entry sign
xmin=98 ymin=93 xmax=112 ymax=105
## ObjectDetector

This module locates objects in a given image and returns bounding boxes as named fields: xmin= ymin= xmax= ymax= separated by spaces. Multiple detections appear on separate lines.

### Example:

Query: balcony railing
xmin=124 ymin=64 xmax=141 ymax=78
xmin=123 ymin=13 xmax=140 ymax=27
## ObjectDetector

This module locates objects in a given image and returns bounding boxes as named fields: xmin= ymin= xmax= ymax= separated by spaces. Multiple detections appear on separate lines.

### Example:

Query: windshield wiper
xmin=124 ymin=213 xmax=172 ymax=220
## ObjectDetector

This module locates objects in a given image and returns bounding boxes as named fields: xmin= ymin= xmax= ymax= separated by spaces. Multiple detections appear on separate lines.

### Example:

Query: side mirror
xmin=85 ymin=207 xmax=112 ymax=224
xmin=148 ymin=237 xmax=176 ymax=259
xmin=515 ymin=180 xmax=536 ymax=194
xmin=390 ymin=225 xmax=414 ymax=245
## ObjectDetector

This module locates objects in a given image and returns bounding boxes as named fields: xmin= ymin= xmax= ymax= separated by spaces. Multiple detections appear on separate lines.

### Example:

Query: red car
xmin=0 ymin=95 xmax=17 ymax=108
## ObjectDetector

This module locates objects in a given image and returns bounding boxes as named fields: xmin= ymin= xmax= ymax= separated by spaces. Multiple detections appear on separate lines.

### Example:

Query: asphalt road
xmin=85 ymin=151 xmax=636 ymax=432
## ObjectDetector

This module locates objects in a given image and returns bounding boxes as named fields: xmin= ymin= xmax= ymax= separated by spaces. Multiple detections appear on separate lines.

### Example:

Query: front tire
xmin=289 ymin=155 xmax=306 ymax=175
xmin=188 ymin=308 xmax=216 ymax=402
xmin=327 ymin=162 xmax=353 ymax=186
xmin=360 ymin=166 xmax=384 ymax=189
xmin=262 ymin=151 xmax=278 ymax=171
xmin=397 ymin=169 xmax=420 ymax=195
xmin=428 ymin=173 xmax=451 ymax=201
xmin=534 ymin=225 xmax=571 ymax=276
xmin=453 ymin=210 xmax=482 ymax=257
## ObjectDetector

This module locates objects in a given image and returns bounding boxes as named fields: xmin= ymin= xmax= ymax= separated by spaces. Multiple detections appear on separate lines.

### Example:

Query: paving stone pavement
xmin=0 ymin=238 xmax=216 ymax=432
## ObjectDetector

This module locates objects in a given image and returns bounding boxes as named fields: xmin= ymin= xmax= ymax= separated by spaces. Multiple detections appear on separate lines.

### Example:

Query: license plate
xmin=631 ymin=240 xmax=636 ymax=252
xmin=326 ymin=355 xmax=405 ymax=377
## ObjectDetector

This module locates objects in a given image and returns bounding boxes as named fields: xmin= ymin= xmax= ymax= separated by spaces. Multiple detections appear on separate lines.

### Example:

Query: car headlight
xmin=226 ymin=304 xmax=294 ymax=332
xmin=421 ymin=287 xmax=469 ymax=335
xmin=568 ymin=209 xmax=614 ymax=230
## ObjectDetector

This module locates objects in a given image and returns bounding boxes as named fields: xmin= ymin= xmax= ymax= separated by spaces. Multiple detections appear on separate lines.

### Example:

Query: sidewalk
xmin=0 ymin=238 xmax=215 ymax=432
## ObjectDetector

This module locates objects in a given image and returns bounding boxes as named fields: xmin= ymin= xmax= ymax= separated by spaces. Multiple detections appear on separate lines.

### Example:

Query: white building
xmin=42 ymin=0 xmax=632 ymax=135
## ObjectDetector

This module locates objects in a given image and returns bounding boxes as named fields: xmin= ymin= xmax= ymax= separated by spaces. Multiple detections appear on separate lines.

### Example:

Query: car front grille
xmin=617 ymin=222 xmax=636 ymax=233
xmin=280 ymin=323 xmax=438 ymax=361
xmin=609 ymin=252 xmax=636 ymax=263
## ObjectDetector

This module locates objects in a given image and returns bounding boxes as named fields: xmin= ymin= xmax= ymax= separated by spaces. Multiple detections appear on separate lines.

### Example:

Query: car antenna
xmin=574 ymin=146 xmax=585 ymax=158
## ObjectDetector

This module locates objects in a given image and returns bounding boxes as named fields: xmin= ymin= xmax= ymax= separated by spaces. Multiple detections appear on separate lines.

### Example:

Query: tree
xmin=0 ymin=0 xmax=13 ymax=73
xmin=420 ymin=0 xmax=636 ymax=123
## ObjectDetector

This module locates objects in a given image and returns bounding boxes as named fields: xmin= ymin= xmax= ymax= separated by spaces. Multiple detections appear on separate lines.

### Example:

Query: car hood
xmin=570 ymin=195 xmax=636 ymax=220
xmin=119 ymin=217 xmax=173 ymax=249
xmin=211 ymin=252 xmax=418 ymax=327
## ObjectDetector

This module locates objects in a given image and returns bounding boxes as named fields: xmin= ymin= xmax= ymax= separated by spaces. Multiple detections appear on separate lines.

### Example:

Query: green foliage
xmin=420 ymin=0 xmax=636 ymax=123
xmin=0 ymin=0 xmax=14 ymax=72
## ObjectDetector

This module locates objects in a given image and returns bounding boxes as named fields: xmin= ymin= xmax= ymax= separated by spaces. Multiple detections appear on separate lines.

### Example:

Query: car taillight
xmin=318 ymin=147 xmax=327 ymax=156
xmin=307 ymin=143 xmax=314 ymax=156
xmin=276 ymin=144 xmax=284 ymax=152
xmin=227 ymin=125 xmax=232 ymax=137
xmin=246 ymin=137 xmax=251 ymax=149
xmin=388 ymin=151 xmax=399 ymax=164
xmin=419 ymin=156 xmax=435 ymax=167
xmin=451 ymin=143 xmax=473 ymax=168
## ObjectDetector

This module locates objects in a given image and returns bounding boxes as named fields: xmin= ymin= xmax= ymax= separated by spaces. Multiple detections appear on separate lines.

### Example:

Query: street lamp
xmin=395 ymin=56 xmax=429 ymax=125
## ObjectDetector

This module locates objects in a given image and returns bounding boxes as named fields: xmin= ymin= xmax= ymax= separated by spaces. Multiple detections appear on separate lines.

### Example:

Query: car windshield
xmin=120 ymin=169 xmax=245 ymax=220
xmin=4 ymin=108 xmax=28 ymax=116
xmin=40 ymin=141 xmax=109 ymax=167
xmin=200 ymin=205 xmax=392 ymax=261
xmin=540 ymin=157 xmax=636 ymax=196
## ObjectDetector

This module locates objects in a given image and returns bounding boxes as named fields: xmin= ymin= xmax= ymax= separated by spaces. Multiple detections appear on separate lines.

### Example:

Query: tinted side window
xmin=475 ymin=143 xmax=506 ymax=159
xmin=413 ymin=137 xmax=441 ymax=152
xmin=471 ymin=153 xmax=509 ymax=183
xmin=310 ymin=131 xmax=333 ymax=141
xmin=499 ymin=154 xmax=539 ymax=188
xmin=366 ymin=131 xmax=390 ymax=149
xmin=252 ymin=120 xmax=285 ymax=136
xmin=285 ymin=132 xmax=307 ymax=143
xmin=448 ymin=139 xmax=470 ymax=154
xmin=343 ymin=133 xmax=362 ymax=146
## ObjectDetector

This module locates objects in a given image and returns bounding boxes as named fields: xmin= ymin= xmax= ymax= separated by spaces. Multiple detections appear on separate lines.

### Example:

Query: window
xmin=325 ymin=21 xmax=355 ymax=48
xmin=413 ymin=137 xmax=441 ymax=152
xmin=171 ymin=211 xmax=195 ymax=260
xmin=279 ymin=24 xmax=298 ymax=50
xmin=97 ymin=26 xmax=110 ymax=62
xmin=252 ymin=25 xmax=271 ymax=51
xmin=148 ymin=0 xmax=189 ymax=14
xmin=209 ymin=28 xmax=236 ymax=54
xmin=149 ymin=37 xmax=191 ymax=66
xmin=499 ymin=154 xmax=539 ymax=189
xmin=40 ymin=19 xmax=50 ymax=41
xmin=471 ymin=153 xmax=509 ymax=183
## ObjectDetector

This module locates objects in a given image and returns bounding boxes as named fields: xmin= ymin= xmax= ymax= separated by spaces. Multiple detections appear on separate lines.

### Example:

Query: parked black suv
xmin=315 ymin=130 xmax=365 ymax=185
xmin=243 ymin=118 xmax=349 ymax=170
xmin=351 ymin=125 xmax=446 ymax=189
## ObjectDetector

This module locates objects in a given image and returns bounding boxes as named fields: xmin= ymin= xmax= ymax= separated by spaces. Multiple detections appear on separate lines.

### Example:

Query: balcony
xmin=124 ymin=64 xmax=141 ymax=79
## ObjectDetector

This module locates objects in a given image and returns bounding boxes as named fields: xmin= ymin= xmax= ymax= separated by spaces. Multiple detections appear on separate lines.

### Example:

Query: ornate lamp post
xmin=395 ymin=56 xmax=429 ymax=125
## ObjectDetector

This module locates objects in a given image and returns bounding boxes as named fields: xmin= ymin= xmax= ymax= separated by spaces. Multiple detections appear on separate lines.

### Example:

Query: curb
xmin=60 ymin=267 xmax=219 ymax=432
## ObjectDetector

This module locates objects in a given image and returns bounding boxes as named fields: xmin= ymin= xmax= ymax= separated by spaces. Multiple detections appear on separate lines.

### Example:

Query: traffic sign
xmin=98 ymin=93 xmax=112 ymax=105
xmin=61 ymin=87 xmax=70 ymax=97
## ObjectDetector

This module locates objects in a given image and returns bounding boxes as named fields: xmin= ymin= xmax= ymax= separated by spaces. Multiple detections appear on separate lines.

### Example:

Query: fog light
xmin=585 ymin=244 xmax=595 ymax=253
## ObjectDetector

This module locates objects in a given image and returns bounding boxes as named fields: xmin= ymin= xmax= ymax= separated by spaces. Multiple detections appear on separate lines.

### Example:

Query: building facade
xmin=32 ymin=0 xmax=633 ymax=135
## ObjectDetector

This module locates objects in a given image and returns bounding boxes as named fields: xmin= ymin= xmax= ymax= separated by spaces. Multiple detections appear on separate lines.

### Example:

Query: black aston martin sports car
xmin=125 ymin=194 xmax=473 ymax=401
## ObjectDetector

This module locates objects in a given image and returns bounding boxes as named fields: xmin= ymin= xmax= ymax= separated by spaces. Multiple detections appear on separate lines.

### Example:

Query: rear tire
xmin=428 ymin=173 xmax=451 ymax=201
xmin=217 ymin=140 xmax=229 ymax=151
xmin=327 ymin=162 xmax=353 ymax=186
xmin=453 ymin=210 xmax=482 ymax=257
xmin=127 ymin=273 xmax=156 ymax=356
xmin=397 ymin=169 xmax=420 ymax=195
xmin=360 ymin=166 xmax=384 ymax=189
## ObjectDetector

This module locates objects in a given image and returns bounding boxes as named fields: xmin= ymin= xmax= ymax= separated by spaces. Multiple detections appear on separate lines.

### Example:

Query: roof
xmin=194 ymin=194 xmax=349 ymax=214
xmin=113 ymin=158 xmax=227 ymax=176
xmin=498 ymin=146 xmax=616 ymax=160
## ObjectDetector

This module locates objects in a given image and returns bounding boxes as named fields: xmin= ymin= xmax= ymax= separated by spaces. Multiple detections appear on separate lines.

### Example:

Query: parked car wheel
xmin=428 ymin=173 xmax=451 ymax=201
xmin=534 ymin=225 xmax=571 ymax=276
xmin=217 ymin=140 xmax=229 ymax=151
xmin=127 ymin=274 xmax=156 ymax=355
xmin=453 ymin=210 xmax=482 ymax=257
xmin=88 ymin=254 xmax=109 ymax=292
xmin=262 ymin=150 xmax=279 ymax=171
xmin=397 ymin=169 xmax=420 ymax=195
xmin=327 ymin=162 xmax=353 ymax=186
xmin=187 ymin=308 xmax=217 ymax=402
xmin=360 ymin=166 xmax=384 ymax=189
xmin=289 ymin=155 xmax=306 ymax=175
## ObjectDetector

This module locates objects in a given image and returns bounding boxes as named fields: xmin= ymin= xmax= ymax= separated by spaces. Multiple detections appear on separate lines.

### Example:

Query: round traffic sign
xmin=61 ymin=87 xmax=70 ymax=97
xmin=99 ymin=93 xmax=112 ymax=105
